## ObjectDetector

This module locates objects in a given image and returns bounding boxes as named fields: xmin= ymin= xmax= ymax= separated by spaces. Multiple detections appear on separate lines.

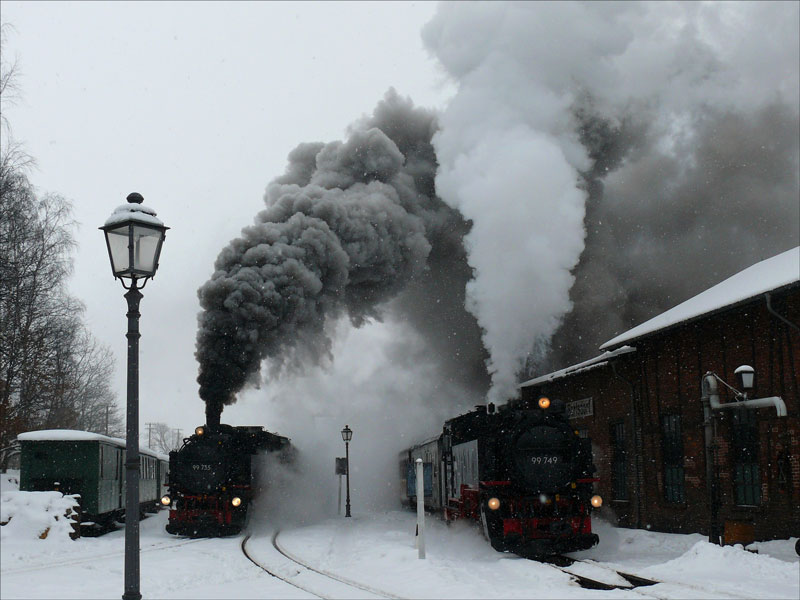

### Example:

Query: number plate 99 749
xmin=530 ymin=456 xmax=559 ymax=464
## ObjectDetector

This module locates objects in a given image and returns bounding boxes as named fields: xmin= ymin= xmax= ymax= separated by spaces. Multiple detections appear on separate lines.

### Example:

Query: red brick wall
xmin=519 ymin=285 xmax=799 ymax=540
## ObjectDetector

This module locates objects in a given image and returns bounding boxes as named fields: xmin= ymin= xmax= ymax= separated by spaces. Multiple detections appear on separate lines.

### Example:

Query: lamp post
xmin=101 ymin=193 xmax=168 ymax=600
xmin=341 ymin=425 xmax=353 ymax=517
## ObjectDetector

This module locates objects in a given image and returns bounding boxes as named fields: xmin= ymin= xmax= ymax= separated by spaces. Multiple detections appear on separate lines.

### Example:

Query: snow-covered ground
xmin=2 ymin=485 xmax=798 ymax=600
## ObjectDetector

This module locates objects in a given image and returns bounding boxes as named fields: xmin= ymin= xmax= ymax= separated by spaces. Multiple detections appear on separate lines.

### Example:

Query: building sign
xmin=567 ymin=397 xmax=593 ymax=419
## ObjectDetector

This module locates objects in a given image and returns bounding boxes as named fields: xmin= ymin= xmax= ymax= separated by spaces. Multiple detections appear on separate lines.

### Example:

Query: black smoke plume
xmin=196 ymin=90 xmax=487 ymax=426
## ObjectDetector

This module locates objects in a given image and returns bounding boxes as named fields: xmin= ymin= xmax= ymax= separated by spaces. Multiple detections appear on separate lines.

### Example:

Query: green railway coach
xmin=17 ymin=430 xmax=169 ymax=532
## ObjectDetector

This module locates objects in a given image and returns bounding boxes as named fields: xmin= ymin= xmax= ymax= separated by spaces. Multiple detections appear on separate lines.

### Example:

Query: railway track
xmin=241 ymin=531 xmax=403 ymax=600
xmin=547 ymin=554 xmax=660 ymax=592
xmin=2 ymin=537 xmax=208 ymax=575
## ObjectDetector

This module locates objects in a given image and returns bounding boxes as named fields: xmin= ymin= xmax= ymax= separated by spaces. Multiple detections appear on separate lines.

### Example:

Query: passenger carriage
xmin=17 ymin=430 xmax=169 ymax=533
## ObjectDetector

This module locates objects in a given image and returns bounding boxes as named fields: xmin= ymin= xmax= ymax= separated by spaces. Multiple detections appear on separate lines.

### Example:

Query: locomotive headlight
xmin=591 ymin=495 xmax=603 ymax=508
xmin=195 ymin=426 xmax=205 ymax=436
xmin=538 ymin=397 xmax=551 ymax=409
xmin=487 ymin=497 xmax=501 ymax=511
xmin=160 ymin=495 xmax=171 ymax=506
xmin=231 ymin=497 xmax=242 ymax=507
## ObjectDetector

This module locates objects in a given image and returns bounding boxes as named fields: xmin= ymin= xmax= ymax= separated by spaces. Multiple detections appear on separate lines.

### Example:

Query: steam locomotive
xmin=163 ymin=423 xmax=291 ymax=537
xmin=400 ymin=397 xmax=601 ymax=557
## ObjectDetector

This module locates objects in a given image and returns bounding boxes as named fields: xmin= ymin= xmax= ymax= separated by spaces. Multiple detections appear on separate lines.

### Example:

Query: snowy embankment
xmin=260 ymin=513 xmax=799 ymax=600
xmin=1 ymin=473 xmax=798 ymax=600
xmin=1 ymin=471 xmax=80 ymax=542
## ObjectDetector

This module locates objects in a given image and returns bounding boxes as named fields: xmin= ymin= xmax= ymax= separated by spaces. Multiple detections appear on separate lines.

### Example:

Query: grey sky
xmin=2 ymin=1 xmax=454 ymax=439
xmin=3 ymin=1 xmax=797 ymax=474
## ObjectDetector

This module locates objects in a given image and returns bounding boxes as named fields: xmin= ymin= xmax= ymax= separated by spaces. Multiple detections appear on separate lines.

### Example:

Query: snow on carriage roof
xmin=600 ymin=246 xmax=800 ymax=351
xmin=518 ymin=345 xmax=636 ymax=388
xmin=17 ymin=429 xmax=169 ymax=460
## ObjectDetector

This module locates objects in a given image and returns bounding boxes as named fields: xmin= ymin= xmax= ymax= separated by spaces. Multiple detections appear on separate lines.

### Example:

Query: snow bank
xmin=748 ymin=537 xmax=800 ymax=563
xmin=1 ymin=491 xmax=80 ymax=542
xmin=640 ymin=540 xmax=799 ymax=599
xmin=1 ymin=470 xmax=20 ymax=493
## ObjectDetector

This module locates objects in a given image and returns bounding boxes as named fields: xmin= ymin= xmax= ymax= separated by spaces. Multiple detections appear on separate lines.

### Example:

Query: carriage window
xmin=611 ymin=422 xmax=628 ymax=500
xmin=661 ymin=415 xmax=685 ymax=503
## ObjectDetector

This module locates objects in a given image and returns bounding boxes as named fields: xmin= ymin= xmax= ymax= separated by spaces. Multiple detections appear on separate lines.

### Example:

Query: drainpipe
xmin=611 ymin=361 xmax=643 ymax=529
xmin=765 ymin=293 xmax=799 ymax=333
xmin=700 ymin=376 xmax=722 ymax=545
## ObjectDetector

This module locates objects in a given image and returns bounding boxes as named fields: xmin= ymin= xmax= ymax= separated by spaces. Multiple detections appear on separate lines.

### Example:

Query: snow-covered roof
xmin=601 ymin=246 xmax=800 ymax=350
xmin=405 ymin=433 xmax=442 ymax=452
xmin=17 ymin=430 xmax=169 ymax=461
xmin=518 ymin=346 xmax=636 ymax=389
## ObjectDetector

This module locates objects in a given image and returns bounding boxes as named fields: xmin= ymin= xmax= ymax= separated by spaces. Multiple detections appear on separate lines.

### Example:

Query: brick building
xmin=517 ymin=247 xmax=799 ymax=542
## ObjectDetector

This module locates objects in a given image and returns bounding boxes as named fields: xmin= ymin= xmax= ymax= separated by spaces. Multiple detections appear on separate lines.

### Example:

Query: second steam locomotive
xmin=400 ymin=397 xmax=602 ymax=557
xmin=163 ymin=423 xmax=291 ymax=537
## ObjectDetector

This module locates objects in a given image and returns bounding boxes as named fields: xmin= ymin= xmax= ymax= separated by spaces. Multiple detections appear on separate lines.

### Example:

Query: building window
xmin=611 ymin=422 xmax=628 ymax=500
xmin=732 ymin=409 xmax=760 ymax=506
xmin=661 ymin=415 xmax=685 ymax=503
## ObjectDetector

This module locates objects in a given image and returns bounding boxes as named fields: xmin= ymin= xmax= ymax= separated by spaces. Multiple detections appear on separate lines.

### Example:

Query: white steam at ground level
xmin=242 ymin=319 xmax=478 ymax=527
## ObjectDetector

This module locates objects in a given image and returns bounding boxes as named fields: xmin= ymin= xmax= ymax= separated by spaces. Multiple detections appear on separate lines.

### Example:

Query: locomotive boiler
xmin=400 ymin=398 xmax=601 ymax=557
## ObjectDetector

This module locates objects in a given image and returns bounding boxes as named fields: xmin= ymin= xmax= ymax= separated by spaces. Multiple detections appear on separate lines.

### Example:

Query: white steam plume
xmin=423 ymin=2 xmax=799 ymax=397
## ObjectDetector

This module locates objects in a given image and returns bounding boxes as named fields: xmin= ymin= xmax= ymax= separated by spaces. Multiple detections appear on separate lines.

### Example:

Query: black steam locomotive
xmin=163 ymin=423 xmax=291 ymax=537
xmin=400 ymin=397 xmax=601 ymax=557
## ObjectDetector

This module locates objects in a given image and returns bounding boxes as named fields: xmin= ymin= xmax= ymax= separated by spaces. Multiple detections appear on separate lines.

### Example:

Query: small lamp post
xmin=341 ymin=425 xmax=353 ymax=517
xmin=701 ymin=366 xmax=786 ymax=546
xmin=101 ymin=192 xmax=168 ymax=600
xmin=734 ymin=365 xmax=755 ymax=395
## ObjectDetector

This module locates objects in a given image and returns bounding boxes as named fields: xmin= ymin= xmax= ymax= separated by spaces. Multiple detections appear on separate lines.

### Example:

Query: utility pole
xmin=145 ymin=422 xmax=154 ymax=449
xmin=172 ymin=429 xmax=182 ymax=450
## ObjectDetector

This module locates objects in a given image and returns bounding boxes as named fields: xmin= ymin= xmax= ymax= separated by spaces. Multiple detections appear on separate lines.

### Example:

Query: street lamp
xmin=341 ymin=425 xmax=353 ymax=518
xmin=101 ymin=192 xmax=168 ymax=600
xmin=734 ymin=365 xmax=755 ymax=393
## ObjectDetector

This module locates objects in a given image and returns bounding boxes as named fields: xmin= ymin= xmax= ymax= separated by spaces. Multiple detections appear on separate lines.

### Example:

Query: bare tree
xmin=148 ymin=422 xmax=182 ymax=454
xmin=0 ymin=29 xmax=122 ymax=448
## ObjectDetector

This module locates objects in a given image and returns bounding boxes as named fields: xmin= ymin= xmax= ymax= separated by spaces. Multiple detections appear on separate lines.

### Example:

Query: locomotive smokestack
xmin=205 ymin=402 xmax=221 ymax=432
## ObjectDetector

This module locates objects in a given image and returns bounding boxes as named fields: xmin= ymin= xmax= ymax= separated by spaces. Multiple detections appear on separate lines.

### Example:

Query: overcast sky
xmin=3 ymin=2 xmax=797 ymax=477
xmin=2 ymin=1 xmax=455 ymax=443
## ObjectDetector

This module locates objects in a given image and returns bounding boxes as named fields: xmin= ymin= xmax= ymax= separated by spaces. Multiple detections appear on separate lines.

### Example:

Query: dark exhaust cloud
xmin=548 ymin=102 xmax=800 ymax=369
xmin=196 ymin=90 xmax=488 ymax=426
